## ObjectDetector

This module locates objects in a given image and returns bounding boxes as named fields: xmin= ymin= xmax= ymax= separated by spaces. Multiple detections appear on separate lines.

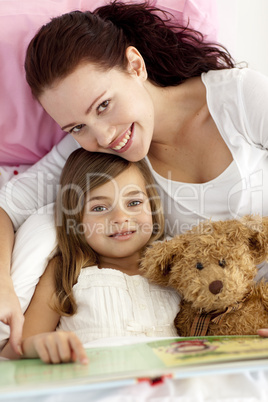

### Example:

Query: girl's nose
xmin=110 ymin=207 xmax=130 ymax=225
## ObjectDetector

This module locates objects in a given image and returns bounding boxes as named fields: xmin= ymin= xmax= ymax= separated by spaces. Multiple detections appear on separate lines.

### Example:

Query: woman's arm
xmin=241 ymin=68 xmax=268 ymax=148
xmin=0 ymin=135 xmax=79 ymax=354
xmin=258 ymin=329 xmax=268 ymax=337
xmin=0 ymin=208 xmax=24 ymax=355
xmin=1 ymin=258 xmax=88 ymax=364
xmin=0 ymin=134 xmax=80 ymax=231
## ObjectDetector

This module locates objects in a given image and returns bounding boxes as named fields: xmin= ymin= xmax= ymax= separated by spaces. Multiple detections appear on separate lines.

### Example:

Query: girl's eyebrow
xmin=87 ymin=190 xmax=146 ymax=203
xmin=61 ymin=91 xmax=107 ymax=130
xmin=87 ymin=195 xmax=109 ymax=203
xmin=124 ymin=190 xmax=147 ymax=197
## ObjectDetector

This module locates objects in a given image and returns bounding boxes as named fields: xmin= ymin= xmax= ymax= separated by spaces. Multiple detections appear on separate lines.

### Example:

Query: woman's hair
xmin=52 ymin=148 xmax=164 ymax=316
xmin=25 ymin=1 xmax=235 ymax=98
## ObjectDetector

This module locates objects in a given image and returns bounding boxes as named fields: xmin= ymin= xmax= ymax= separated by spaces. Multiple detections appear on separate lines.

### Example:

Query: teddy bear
xmin=140 ymin=215 xmax=268 ymax=336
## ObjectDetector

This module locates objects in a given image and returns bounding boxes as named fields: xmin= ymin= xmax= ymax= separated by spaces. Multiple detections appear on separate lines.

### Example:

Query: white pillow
xmin=0 ymin=203 xmax=56 ymax=348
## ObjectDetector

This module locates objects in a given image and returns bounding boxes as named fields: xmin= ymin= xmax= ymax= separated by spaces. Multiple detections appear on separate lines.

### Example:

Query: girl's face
xmin=39 ymin=47 xmax=155 ymax=162
xmin=81 ymin=165 xmax=154 ymax=265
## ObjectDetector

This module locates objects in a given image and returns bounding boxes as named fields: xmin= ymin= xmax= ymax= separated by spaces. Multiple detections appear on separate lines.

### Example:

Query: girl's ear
xmin=125 ymin=46 xmax=147 ymax=80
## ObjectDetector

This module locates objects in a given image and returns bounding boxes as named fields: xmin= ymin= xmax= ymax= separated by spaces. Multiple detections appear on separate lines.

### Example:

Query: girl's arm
xmin=1 ymin=258 xmax=88 ymax=364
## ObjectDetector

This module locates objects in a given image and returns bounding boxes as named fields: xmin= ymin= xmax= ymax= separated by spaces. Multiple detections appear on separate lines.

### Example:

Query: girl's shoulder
xmin=74 ymin=266 xmax=136 ymax=289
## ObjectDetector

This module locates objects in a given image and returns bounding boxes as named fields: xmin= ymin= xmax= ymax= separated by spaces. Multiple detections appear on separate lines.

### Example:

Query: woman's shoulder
xmin=202 ymin=67 xmax=268 ymax=114
xmin=202 ymin=67 xmax=267 ymax=87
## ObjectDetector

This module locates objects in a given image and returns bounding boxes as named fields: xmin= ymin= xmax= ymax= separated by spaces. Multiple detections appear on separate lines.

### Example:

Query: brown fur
xmin=140 ymin=215 xmax=268 ymax=336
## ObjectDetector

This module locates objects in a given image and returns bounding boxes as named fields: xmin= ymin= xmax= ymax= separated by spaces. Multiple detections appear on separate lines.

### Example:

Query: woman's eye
xmin=97 ymin=100 xmax=110 ymax=114
xmin=128 ymin=200 xmax=142 ymax=207
xmin=70 ymin=124 xmax=85 ymax=134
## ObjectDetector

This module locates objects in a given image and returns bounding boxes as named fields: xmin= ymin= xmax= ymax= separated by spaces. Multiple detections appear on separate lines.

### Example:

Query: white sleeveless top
xmin=57 ymin=266 xmax=181 ymax=345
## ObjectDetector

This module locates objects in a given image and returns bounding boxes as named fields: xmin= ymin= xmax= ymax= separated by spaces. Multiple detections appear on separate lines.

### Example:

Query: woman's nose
xmin=93 ymin=124 xmax=116 ymax=148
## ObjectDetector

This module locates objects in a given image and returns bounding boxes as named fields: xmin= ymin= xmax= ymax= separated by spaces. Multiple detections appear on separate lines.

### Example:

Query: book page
xmin=0 ymin=336 xmax=268 ymax=398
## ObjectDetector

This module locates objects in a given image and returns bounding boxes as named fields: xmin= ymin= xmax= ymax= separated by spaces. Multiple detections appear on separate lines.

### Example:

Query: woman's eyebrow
xmin=61 ymin=91 xmax=107 ymax=130
xmin=85 ymin=91 xmax=107 ymax=114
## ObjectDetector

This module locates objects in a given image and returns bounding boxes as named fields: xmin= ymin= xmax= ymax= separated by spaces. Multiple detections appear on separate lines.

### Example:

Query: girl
xmin=0 ymin=1 xmax=268 ymax=352
xmin=0 ymin=149 xmax=180 ymax=363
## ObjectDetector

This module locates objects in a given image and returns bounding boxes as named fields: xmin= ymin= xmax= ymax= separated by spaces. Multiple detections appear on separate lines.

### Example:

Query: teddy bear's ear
xmin=240 ymin=215 xmax=268 ymax=264
xmin=140 ymin=236 xmax=185 ymax=286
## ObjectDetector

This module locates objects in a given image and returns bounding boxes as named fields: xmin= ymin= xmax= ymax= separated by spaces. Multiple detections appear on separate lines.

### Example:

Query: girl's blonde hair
xmin=52 ymin=149 xmax=164 ymax=316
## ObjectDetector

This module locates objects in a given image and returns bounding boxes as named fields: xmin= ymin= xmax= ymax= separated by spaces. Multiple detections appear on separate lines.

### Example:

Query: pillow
xmin=157 ymin=0 xmax=218 ymax=42
xmin=0 ymin=0 xmax=218 ymax=166
xmin=0 ymin=0 xmax=106 ymax=167
xmin=0 ymin=203 xmax=56 ymax=349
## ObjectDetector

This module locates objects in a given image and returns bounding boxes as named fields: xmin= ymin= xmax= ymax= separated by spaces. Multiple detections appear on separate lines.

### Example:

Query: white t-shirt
xmin=57 ymin=266 xmax=180 ymax=344
xmin=0 ymin=68 xmax=267 ymax=232
xmin=146 ymin=68 xmax=268 ymax=236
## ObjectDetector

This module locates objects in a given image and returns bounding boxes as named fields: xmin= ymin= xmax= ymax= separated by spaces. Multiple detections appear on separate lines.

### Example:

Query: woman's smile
xmin=110 ymin=123 xmax=134 ymax=152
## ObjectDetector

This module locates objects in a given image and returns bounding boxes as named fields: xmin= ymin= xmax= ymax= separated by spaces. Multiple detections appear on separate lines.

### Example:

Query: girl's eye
xmin=69 ymin=124 xmax=85 ymax=134
xmin=92 ymin=206 xmax=107 ymax=212
xmin=128 ymin=200 xmax=142 ymax=207
xmin=97 ymin=100 xmax=110 ymax=114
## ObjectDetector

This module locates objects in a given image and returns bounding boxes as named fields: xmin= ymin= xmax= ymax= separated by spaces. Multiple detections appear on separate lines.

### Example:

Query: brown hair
xmin=25 ymin=1 xmax=235 ymax=98
xmin=52 ymin=149 xmax=164 ymax=316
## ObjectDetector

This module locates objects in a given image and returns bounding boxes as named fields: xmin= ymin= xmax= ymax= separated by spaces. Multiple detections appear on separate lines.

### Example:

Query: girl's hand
xmin=257 ymin=329 xmax=268 ymax=337
xmin=22 ymin=331 xmax=88 ymax=364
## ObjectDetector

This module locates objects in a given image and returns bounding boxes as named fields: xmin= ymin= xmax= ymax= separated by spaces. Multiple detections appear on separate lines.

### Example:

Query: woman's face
xmin=39 ymin=48 xmax=155 ymax=162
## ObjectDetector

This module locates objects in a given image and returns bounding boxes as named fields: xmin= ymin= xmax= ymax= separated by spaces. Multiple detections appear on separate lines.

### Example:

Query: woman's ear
xmin=125 ymin=46 xmax=147 ymax=80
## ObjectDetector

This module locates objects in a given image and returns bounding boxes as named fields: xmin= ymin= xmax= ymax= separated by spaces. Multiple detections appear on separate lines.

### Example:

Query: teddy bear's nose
xmin=209 ymin=280 xmax=223 ymax=295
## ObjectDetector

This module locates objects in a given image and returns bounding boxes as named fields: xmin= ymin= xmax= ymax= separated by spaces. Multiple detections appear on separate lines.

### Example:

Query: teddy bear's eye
xmin=219 ymin=259 xmax=226 ymax=268
xmin=196 ymin=262 xmax=204 ymax=270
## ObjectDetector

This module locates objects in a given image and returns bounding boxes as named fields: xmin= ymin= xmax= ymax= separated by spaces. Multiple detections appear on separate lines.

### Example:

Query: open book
xmin=0 ymin=335 xmax=268 ymax=399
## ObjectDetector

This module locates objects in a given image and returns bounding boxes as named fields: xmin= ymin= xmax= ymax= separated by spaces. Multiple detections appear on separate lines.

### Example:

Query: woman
xmin=0 ymin=1 xmax=268 ymax=353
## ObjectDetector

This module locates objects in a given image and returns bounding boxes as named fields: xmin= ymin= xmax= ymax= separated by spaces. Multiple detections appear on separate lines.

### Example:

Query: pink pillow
xmin=0 ymin=0 xmax=218 ymax=166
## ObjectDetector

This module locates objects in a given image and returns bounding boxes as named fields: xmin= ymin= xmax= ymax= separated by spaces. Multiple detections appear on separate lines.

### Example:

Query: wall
xmin=216 ymin=0 xmax=268 ymax=76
